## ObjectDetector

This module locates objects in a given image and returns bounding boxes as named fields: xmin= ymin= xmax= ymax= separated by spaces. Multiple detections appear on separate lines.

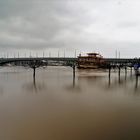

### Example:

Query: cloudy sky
xmin=0 ymin=0 xmax=140 ymax=57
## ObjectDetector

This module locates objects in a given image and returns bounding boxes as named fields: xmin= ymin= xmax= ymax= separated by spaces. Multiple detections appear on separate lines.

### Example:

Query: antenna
xmin=49 ymin=52 xmax=51 ymax=57
xmin=64 ymin=49 xmax=65 ymax=58
xmin=7 ymin=52 xmax=8 ymax=58
xmin=75 ymin=49 xmax=76 ymax=58
xmin=58 ymin=50 xmax=59 ymax=58
xmin=119 ymin=51 xmax=120 ymax=59
xmin=115 ymin=50 xmax=117 ymax=58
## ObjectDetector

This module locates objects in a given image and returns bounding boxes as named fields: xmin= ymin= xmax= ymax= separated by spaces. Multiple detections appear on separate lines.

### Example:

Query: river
xmin=0 ymin=66 xmax=140 ymax=140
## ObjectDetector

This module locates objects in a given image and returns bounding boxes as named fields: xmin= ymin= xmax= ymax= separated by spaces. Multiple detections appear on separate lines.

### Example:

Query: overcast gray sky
xmin=0 ymin=0 xmax=140 ymax=57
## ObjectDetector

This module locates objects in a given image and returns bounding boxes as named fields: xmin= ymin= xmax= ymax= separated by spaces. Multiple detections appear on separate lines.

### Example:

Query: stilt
xmin=33 ymin=67 xmax=36 ymax=78
xmin=135 ymin=70 xmax=138 ymax=89
xmin=72 ymin=64 xmax=76 ymax=88
xmin=125 ymin=66 xmax=127 ymax=80
xmin=33 ymin=75 xmax=36 ymax=85
xmin=73 ymin=74 xmax=75 ymax=88
xmin=108 ymin=66 xmax=111 ymax=86
xmin=130 ymin=66 xmax=132 ymax=77
xmin=33 ymin=73 xmax=37 ymax=92
xmin=73 ymin=64 xmax=75 ymax=78
xmin=118 ymin=66 xmax=121 ymax=83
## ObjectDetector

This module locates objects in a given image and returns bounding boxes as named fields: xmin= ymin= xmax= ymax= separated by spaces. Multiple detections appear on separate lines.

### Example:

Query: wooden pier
xmin=0 ymin=57 xmax=140 ymax=87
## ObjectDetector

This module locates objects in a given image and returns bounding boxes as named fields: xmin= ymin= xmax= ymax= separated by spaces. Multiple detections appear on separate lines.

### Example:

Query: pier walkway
xmin=0 ymin=57 xmax=140 ymax=66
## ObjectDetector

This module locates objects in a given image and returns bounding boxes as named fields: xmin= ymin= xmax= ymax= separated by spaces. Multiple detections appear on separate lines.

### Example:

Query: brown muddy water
xmin=0 ymin=66 xmax=140 ymax=140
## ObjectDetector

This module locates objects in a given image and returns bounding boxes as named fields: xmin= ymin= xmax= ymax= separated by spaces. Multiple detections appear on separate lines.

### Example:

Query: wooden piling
xmin=125 ymin=66 xmax=127 ymax=80
xmin=135 ymin=70 xmax=138 ymax=89
xmin=33 ymin=67 xmax=36 ymax=78
xmin=108 ymin=66 xmax=111 ymax=85
xmin=73 ymin=64 xmax=75 ymax=78
xmin=130 ymin=66 xmax=132 ymax=76
xmin=118 ymin=66 xmax=121 ymax=83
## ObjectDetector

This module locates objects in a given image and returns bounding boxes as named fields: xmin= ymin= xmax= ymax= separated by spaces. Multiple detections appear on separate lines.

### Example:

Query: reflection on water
xmin=0 ymin=66 xmax=140 ymax=140
xmin=23 ymin=76 xmax=46 ymax=93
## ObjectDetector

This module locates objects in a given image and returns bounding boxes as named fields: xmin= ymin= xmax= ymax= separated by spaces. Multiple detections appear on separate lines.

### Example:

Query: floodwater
xmin=0 ymin=66 xmax=140 ymax=140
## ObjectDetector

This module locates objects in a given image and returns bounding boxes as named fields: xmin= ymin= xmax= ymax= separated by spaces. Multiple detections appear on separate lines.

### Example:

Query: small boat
xmin=77 ymin=52 xmax=106 ymax=69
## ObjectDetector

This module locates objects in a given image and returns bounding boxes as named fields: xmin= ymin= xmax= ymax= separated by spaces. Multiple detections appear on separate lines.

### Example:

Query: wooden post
xmin=108 ymin=66 xmax=111 ymax=86
xmin=130 ymin=66 xmax=132 ymax=77
xmin=72 ymin=63 xmax=76 ymax=88
xmin=73 ymin=64 xmax=75 ymax=78
xmin=135 ymin=70 xmax=138 ymax=89
xmin=33 ymin=74 xmax=36 ymax=85
xmin=118 ymin=66 xmax=121 ymax=83
xmin=33 ymin=67 xmax=36 ymax=78
xmin=33 ymin=73 xmax=37 ymax=93
xmin=73 ymin=74 xmax=75 ymax=88
xmin=125 ymin=66 xmax=127 ymax=80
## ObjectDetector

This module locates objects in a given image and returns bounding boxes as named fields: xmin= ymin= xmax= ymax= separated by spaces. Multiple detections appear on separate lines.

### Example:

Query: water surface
xmin=0 ymin=66 xmax=140 ymax=140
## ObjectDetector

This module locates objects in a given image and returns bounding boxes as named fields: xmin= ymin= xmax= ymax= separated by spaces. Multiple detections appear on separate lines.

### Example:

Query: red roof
xmin=78 ymin=53 xmax=103 ymax=58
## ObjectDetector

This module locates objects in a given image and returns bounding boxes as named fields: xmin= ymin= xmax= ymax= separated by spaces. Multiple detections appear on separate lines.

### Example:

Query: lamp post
xmin=64 ymin=49 xmax=65 ymax=58
xmin=75 ymin=49 xmax=77 ymax=58
xmin=58 ymin=50 xmax=59 ymax=58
